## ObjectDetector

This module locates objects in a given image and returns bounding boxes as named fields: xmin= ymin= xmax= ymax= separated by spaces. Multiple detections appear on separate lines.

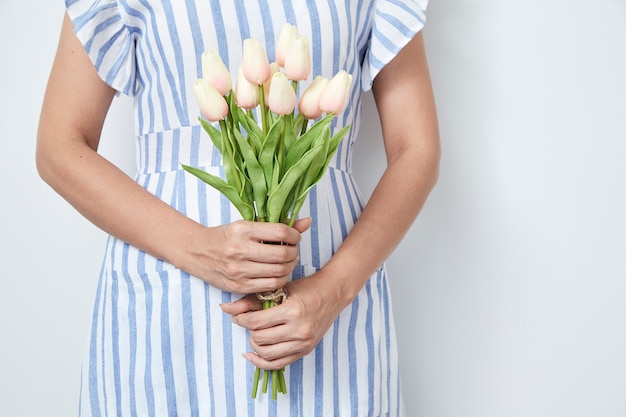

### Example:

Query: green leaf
xmin=198 ymin=117 xmax=223 ymax=154
xmin=232 ymin=129 xmax=268 ymax=219
xmin=181 ymin=164 xmax=255 ymax=220
xmin=237 ymin=107 xmax=263 ymax=153
xmin=266 ymin=143 xmax=325 ymax=223
xmin=258 ymin=116 xmax=284 ymax=194
xmin=283 ymin=114 xmax=297 ymax=152
xmin=283 ymin=114 xmax=333 ymax=173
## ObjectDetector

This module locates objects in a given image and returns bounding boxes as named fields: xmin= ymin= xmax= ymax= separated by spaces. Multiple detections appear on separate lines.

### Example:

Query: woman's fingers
xmin=185 ymin=219 xmax=310 ymax=293
xmin=219 ymin=294 xmax=262 ymax=315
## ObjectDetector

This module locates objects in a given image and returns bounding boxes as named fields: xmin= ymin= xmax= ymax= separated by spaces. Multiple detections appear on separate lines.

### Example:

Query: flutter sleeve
xmin=65 ymin=0 xmax=137 ymax=96
xmin=361 ymin=0 xmax=429 ymax=91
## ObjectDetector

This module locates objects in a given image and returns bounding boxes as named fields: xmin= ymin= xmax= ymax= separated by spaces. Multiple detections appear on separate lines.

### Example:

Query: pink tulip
xmin=319 ymin=70 xmax=353 ymax=115
xmin=267 ymin=72 xmax=296 ymax=115
xmin=284 ymin=35 xmax=311 ymax=81
xmin=276 ymin=24 xmax=298 ymax=67
xmin=262 ymin=62 xmax=281 ymax=104
xmin=298 ymin=76 xmax=329 ymax=119
xmin=242 ymin=38 xmax=271 ymax=85
xmin=194 ymin=79 xmax=228 ymax=122
xmin=235 ymin=66 xmax=260 ymax=109
xmin=201 ymin=49 xmax=232 ymax=96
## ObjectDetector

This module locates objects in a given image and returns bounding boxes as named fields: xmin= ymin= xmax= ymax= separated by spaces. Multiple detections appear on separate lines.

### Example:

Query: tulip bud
xmin=267 ymin=72 xmax=296 ymax=115
xmin=262 ymin=62 xmax=281 ymax=104
xmin=298 ymin=76 xmax=329 ymax=119
xmin=235 ymin=66 xmax=260 ymax=109
xmin=242 ymin=38 xmax=271 ymax=85
xmin=319 ymin=70 xmax=353 ymax=115
xmin=284 ymin=36 xmax=311 ymax=82
xmin=194 ymin=78 xmax=229 ymax=122
xmin=276 ymin=23 xmax=298 ymax=67
xmin=201 ymin=49 xmax=232 ymax=96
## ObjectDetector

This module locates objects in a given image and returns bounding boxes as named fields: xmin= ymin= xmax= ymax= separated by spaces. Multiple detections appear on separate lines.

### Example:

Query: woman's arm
xmin=223 ymin=31 xmax=440 ymax=369
xmin=37 ymin=14 xmax=309 ymax=294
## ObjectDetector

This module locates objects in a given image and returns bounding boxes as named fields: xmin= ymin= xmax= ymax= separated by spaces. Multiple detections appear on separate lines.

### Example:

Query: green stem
xmin=251 ymin=367 xmax=260 ymax=399
xmin=218 ymin=119 xmax=243 ymax=193
xmin=262 ymin=370 xmax=269 ymax=394
xmin=272 ymin=370 xmax=278 ymax=400
xmin=278 ymin=369 xmax=287 ymax=394
xmin=258 ymin=85 xmax=268 ymax=134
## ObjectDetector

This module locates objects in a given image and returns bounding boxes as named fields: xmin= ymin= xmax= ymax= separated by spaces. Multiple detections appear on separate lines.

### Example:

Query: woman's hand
xmin=220 ymin=270 xmax=345 ymax=369
xmin=181 ymin=218 xmax=311 ymax=294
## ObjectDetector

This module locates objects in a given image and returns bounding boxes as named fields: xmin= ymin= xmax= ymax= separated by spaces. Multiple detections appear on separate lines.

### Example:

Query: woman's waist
xmin=136 ymin=126 xmax=351 ymax=175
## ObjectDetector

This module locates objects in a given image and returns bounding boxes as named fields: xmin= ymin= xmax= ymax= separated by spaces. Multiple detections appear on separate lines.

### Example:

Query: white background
xmin=1 ymin=1 xmax=626 ymax=416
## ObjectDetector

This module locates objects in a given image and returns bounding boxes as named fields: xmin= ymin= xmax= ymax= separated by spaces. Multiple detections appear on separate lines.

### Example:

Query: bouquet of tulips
xmin=181 ymin=24 xmax=352 ymax=400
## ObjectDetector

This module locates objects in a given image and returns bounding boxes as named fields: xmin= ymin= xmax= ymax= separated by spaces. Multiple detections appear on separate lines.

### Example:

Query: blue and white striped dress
xmin=66 ymin=0 xmax=428 ymax=415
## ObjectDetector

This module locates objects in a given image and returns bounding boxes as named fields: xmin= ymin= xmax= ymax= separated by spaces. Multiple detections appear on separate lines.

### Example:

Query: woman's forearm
xmin=36 ymin=133 xmax=201 ymax=271
xmin=321 ymin=143 xmax=439 ymax=304
xmin=318 ymin=31 xmax=440 ymax=306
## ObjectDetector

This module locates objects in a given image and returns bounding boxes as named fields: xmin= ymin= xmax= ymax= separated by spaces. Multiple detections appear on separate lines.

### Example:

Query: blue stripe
xmin=382 ymin=272 xmax=392 ymax=410
xmin=111 ymin=271 xmax=122 ymax=416
xmin=159 ymin=271 xmax=178 ymax=414
xmin=308 ymin=188 xmax=320 ymax=266
xmin=172 ymin=128 xmax=182 ymax=172
xmin=281 ymin=0 xmax=296 ymax=23
xmin=258 ymin=0 xmax=276 ymax=59
xmin=100 ymin=274 xmax=110 ymax=415
xmin=140 ymin=272 xmax=156 ymax=417
xmin=365 ymin=280 xmax=375 ymax=413
xmin=234 ymin=0 xmax=251 ymax=39
xmin=329 ymin=170 xmax=348 ymax=238
xmin=155 ymin=133 xmax=163 ymax=174
xmin=123 ymin=272 xmax=139 ymax=417
xmin=332 ymin=314 xmax=340 ymax=416
xmin=340 ymin=170 xmax=359 ymax=224
xmin=181 ymin=273 xmax=200 ymax=417
xmin=314 ymin=340 xmax=324 ymax=417
xmin=389 ymin=0 xmax=424 ymax=21
xmin=73 ymin=3 xmax=118 ymax=33
xmin=347 ymin=297 xmax=359 ymax=416
xmin=305 ymin=0 xmax=322 ymax=77
xmin=88 ymin=257 xmax=106 ymax=417
xmin=209 ymin=0 xmax=229 ymax=66
xmin=289 ymin=357 xmax=303 ymax=416
xmin=160 ymin=0 xmax=190 ymax=124
xmin=184 ymin=0 xmax=206 ymax=78
xmin=204 ymin=284 xmax=216 ymax=417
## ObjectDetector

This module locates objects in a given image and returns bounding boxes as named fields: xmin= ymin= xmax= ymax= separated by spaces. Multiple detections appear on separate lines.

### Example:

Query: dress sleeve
xmin=361 ymin=0 xmax=429 ymax=91
xmin=65 ymin=0 xmax=137 ymax=96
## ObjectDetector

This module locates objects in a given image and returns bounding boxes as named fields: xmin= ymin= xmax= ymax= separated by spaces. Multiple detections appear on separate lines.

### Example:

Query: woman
xmin=37 ymin=1 xmax=439 ymax=415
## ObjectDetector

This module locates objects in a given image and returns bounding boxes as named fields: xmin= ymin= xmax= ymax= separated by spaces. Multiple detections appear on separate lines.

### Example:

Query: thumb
xmin=291 ymin=217 xmax=312 ymax=234
xmin=220 ymin=294 xmax=261 ymax=315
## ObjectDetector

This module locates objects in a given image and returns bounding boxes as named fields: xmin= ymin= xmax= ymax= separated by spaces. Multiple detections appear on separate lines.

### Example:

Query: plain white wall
xmin=1 ymin=1 xmax=625 ymax=416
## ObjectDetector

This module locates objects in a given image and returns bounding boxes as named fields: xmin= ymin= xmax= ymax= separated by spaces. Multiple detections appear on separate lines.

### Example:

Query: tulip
xmin=262 ymin=62 xmax=281 ymax=104
xmin=242 ymin=38 xmax=271 ymax=85
xmin=267 ymin=72 xmax=296 ymax=115
xmin=235 ymin=66 xmax=260 ymax=109
xmin=201 ymin=49 xmax=232 ymax=96
xmin=298 ymin=76 xmax=329 ymax=119
xmin=284 ymin=35 xmax=311 ymax=81
xmin=276 ymin=23 xmax=298 ymax=67
xmin=319 ymin=70 xmax=352 ymax=115
xmin=194 ymin=78 xmax=228 ymax=122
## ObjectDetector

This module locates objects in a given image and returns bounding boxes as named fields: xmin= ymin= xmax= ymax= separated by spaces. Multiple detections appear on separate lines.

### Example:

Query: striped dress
xmin=66 ymin=0 xmax=428 ymax=416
